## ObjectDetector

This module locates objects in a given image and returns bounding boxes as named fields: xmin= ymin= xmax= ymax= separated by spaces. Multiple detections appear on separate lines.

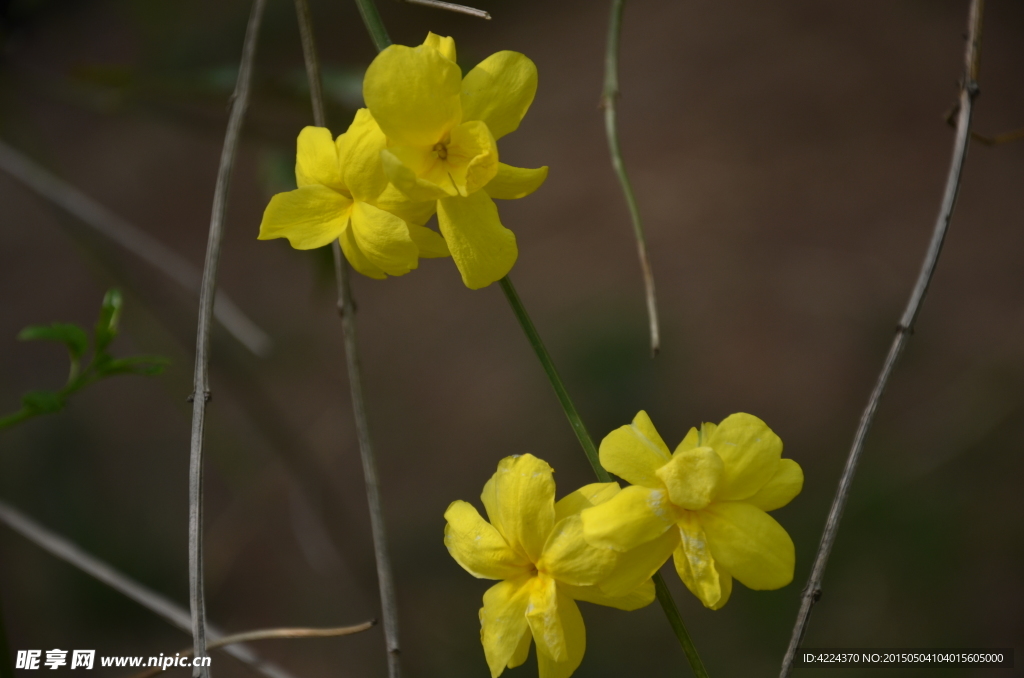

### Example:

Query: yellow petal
xmin=444 ymin=500 xmax=532 ymax=580
xmin=554 ymin=482 xmax=620 ymax=523
xmin=598 ymin=411 xmax=672 ymax=488
xmin=373 ymin=184 xmax=438 ymax=228
xmin=381 ymin=148 xmax=455 ymax=201
xmin=258 ymin=185 xmax=351 ymax=250
xmin=539 ymin=515 xmax=616 ymax=587
xmin=534 ymin=589 xmax=586 ymax=678
xmin=485 ymin=163 xmax=549 ymax=200
xmin=437 ymin=191 xmax=517 ymax=289
xmin=701 ymin=501 xmax=795 ymax=590
xmin=336 ymin=108 xmax=388 ymax=202
xmin=526 ymin=573 xmax=564 ymax=662
xmin=461 ymin=51 xmax=538 ymax=140
xmin=656 ymin=446 xmax=724 ymax=510
xmin=447 ymin=120 xmax=499 ymax=195
xmin=408 ymin=224 xmax=450 ymax=258
xmin=580 ymin=485 xmax=677 ymax=552
xmin=339 ymin=219 xmax=386 ymax=280
xmin=480 ymin=578 xmax=532 ymax=678
xmin=673 ymin=512 xmax=727 ymax=609
xmin=422 ymin=31 xmax=456 ymax=62
xmin=481 ymin=454 xmax=555 ymax=563
xmin=707 ymin=413 xmax=783 ymax=501
xmin=507 ymin=626 xmax=532 ymax=669
xmin=295 ymin=126 xmax=344 ymax=191
xmin=349 ymin=201 xmax=419 ymax=276
xmin=364 ymin=43 xmax=462 ymax=148
xmin=746 ymin=459 xmax=803 ymax=512
xmin=597 ymin=527 xmax=678 ymax=597
xmin=559 ymin=578 xmax=654 ymax=611
xmin=674 ymin=426 xmax=700 ymax=454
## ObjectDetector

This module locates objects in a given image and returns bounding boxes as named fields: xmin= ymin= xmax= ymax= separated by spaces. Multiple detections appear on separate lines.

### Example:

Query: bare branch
xmin=0 ymin=139 xmax=272 ymax=358
xmin=401 ymin=0 xmax=490 ymax=20
xmin=779 ymin=2 xmax=985 ymax=675
xmin=187 ymin=2 xmax=267 ymax=675
xmin=125 ymin=622 xmax=376 ymax=678
xmin=0 ymin=500 xmax=296 ymax=678
xmin=294 ymin=2 xmax=402 ymax=676
xmin=601 ymin=0 xmax=660 ymax=356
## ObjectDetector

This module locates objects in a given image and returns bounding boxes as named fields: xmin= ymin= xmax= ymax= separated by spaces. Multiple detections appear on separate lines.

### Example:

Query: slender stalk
xmin=499 ymin=276 xmax=709 ymax=678
xmin=401 ymin=0 xmax=490 ymax=19
xmin=778 ymin=3 xmax=984 ymax=676
xmin=0 ymin=139 xmax=272 ymax=357
xmin=601 ymin=0 xmax=660 ymax=356
xmin=127 ymin=622 xmax=376 ymax=678
xmin=295 ymin=3 xmax=401 ymax=676
xmin=187 ymin=2 xmax=267 ymax=676
xmin=353 ymin=0 xmax=392 ymax=52
xmin=0 ymin=499 xmax=296 ymax=678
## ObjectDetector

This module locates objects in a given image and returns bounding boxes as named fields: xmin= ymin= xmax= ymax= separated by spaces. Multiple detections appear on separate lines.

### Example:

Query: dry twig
xmin=187 ymin=1 xmax=267 ymax=675
xmin=778 ymin=2 xmax=985 ymax=675
xmin=401 ymin=0 xmax=490 ymax=20
xmin=293 ymin=2 xmax=402 ymax=676
xmin=0 ymin=500 xmax=295 ymax=678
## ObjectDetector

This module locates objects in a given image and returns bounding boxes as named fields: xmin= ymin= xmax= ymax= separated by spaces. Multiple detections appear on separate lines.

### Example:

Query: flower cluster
xmin=446 ymin=412 xmax=802 ymax=678
xmin=259 ymin=33 xmax=547 ymax=289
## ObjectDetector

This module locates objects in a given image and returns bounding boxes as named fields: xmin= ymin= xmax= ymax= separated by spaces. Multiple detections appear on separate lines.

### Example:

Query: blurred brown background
xmin=1 ymin=0 xmax=1022 ymax=676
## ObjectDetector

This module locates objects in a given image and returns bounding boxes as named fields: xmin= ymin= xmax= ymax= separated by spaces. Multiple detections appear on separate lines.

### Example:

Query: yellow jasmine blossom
xmin=258 ymin=109 xmax=449 ymax=279
xmin=445 ymin=454 xmax=665 ymax=678
xmin=363 ymin=33 xmax=548 ymax=289
xmin=581 ymin=412 xmax=803 ymax=610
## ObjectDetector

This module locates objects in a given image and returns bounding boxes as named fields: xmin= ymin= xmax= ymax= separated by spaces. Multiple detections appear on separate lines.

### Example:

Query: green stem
xmin=498 ymin=277 xmax=607 ymax=481
xmin=353 ymin=0 xmax=392 ymax=52
xmin=499 ymin=276 xmax=709 ymax=677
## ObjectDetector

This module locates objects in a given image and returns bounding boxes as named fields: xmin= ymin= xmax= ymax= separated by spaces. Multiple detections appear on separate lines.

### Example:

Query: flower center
xmin=432 ymin=141 xmax=448 ymax=160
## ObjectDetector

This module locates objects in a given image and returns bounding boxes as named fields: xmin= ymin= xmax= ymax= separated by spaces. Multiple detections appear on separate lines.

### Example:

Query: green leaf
xmin=94 ymin=355 xmax=169 ymax=377
xmin=18 ymin=323 xmax=89 ymax=360
xmin=20 ymin=390 xmax=65 ymax=415
xmin=94 ymin=288 xmax=123 ymax=352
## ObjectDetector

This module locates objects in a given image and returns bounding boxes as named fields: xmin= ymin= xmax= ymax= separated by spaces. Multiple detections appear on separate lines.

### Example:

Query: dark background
xmin=1 ymin=0 xmax=1022 ymax=676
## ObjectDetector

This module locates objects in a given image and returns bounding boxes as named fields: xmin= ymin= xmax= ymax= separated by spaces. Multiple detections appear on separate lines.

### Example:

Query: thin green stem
xmin=353 ymin=0 xmax=392 ymax=52
xmin=500 ymin=276 xmax=709 ymax=677
xmin=602 ymin=0 xmax=660 ymax=356
xmin=653 ymin=574 xmax=710 ymax=678
xmin=498 ymin=277 xmax=607 ymax=481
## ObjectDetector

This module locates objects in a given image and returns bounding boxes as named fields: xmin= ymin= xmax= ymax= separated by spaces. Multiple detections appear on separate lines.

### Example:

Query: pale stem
xmin=0 ymin=139 xmax=272 ymax=357
xmin=401 ymin=0 xmax=490 ymax=19
xmin=0 ymin=499 xmax=296 ymax=678
xmin=294 ymin=2 xmax=402 ymax=676
xmin=187 ymin=1 xmax=267 ymax=675
xmin=778 ymin=2 xmax=985 ymax=676
xmin=601 ymin=0 xmax=661 ymax=356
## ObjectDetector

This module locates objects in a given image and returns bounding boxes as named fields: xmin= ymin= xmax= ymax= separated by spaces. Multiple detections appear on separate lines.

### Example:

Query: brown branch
xmin=779 ymin=2 xmax=985 ymax=675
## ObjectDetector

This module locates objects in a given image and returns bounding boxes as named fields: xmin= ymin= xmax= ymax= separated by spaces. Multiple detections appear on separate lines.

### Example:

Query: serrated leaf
xmin=18 ymin=323 xmax=89 ymax=360
xmin=94 ymin=288 xmax=123 ymax=352
xmin=21 ymin=390 xmax=65 ymax=414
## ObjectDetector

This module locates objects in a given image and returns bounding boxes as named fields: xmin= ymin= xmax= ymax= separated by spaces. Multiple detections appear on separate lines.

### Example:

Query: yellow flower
xmin=258 ymin=110 xmax=449 ymax=279
xmin=581 ymin=412 xmax=803 ymax=610
xmin=445 ymin=454 xmax=665 ymax=678
xmin=363 ymin=33 xmax=548 ymax=289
